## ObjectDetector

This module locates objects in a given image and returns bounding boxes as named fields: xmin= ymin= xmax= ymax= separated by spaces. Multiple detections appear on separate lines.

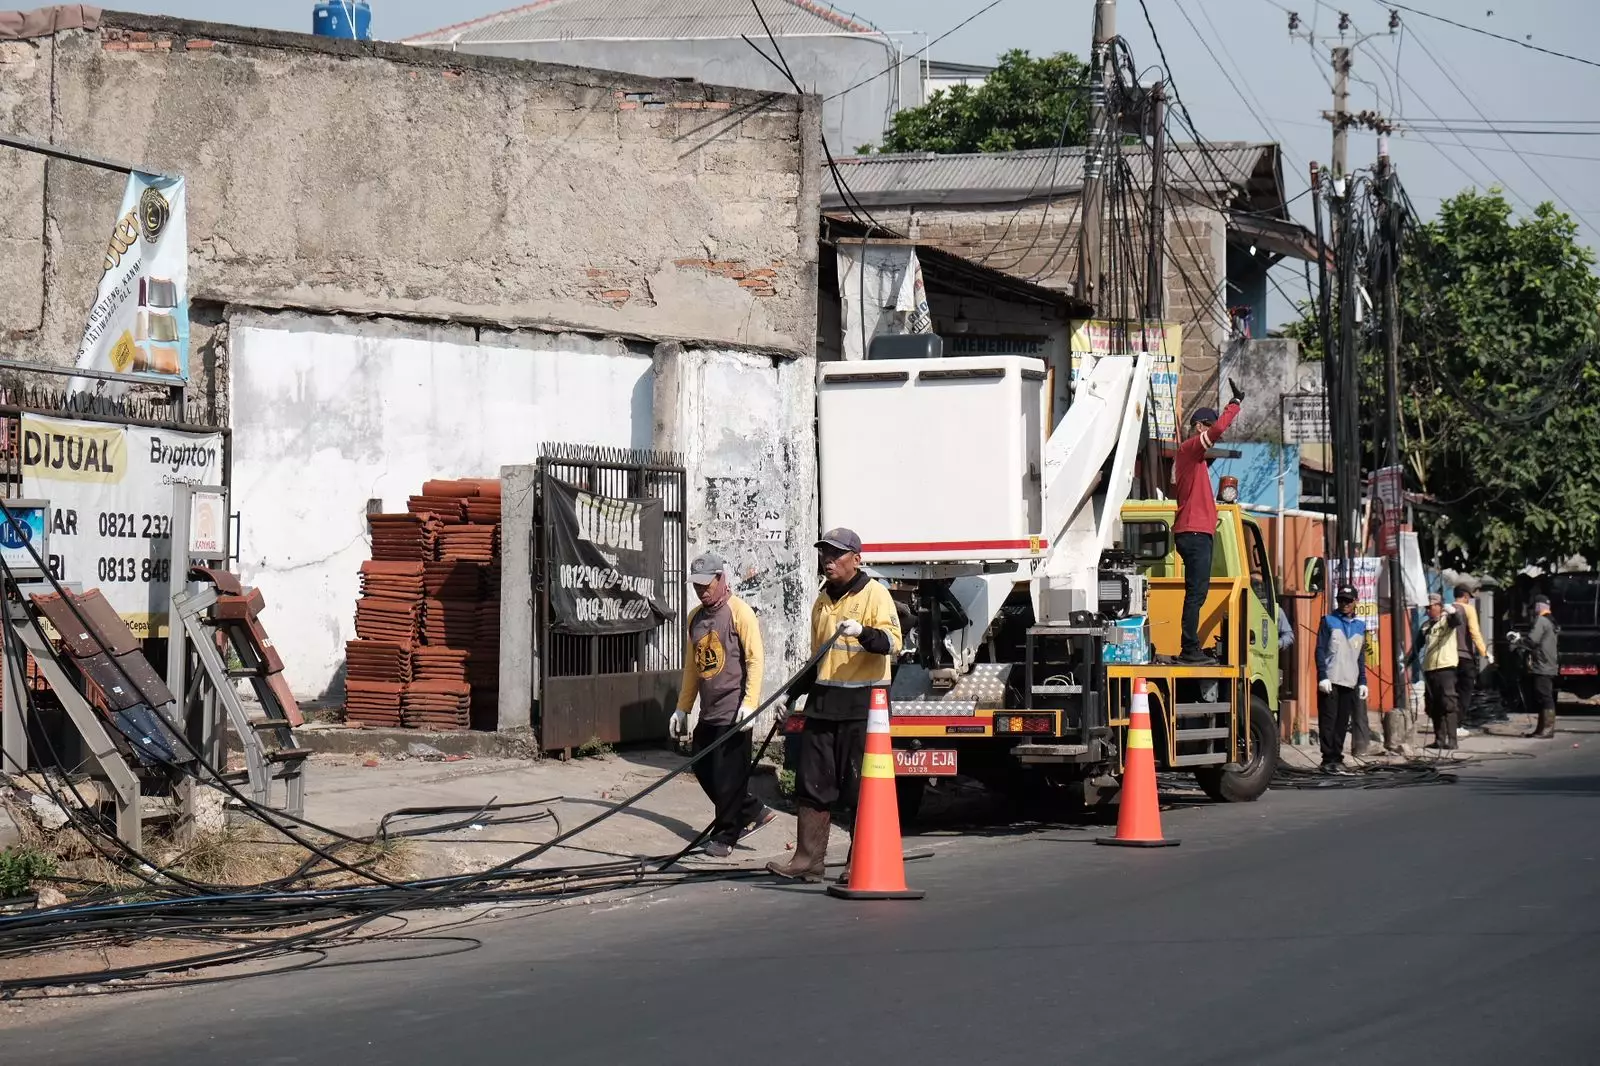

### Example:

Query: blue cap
xmin=815 ymin=527 xmax=862 ymax=554
xmin=1191 ymin=407 xmax=1219 ymax=425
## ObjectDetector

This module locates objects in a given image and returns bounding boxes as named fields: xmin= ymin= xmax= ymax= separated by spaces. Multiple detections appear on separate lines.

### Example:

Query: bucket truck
xmin=805 ymin=350 xmax=1282 ymax=818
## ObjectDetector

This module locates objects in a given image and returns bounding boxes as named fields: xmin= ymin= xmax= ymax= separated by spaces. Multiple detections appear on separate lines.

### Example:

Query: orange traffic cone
xmin=828 ymin=687 xmax=925 ymax=900
xmin=1096 ymin=677 xmax=1180 ymax=848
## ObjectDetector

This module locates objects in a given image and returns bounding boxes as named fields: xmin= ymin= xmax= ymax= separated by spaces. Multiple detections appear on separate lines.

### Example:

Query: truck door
xmin=1242 ymin=519 xmax=1280 ymax=705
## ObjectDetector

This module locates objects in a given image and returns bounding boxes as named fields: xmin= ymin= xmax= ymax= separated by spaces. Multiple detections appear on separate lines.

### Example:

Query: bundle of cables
xmin=0 ymin=500 xmax=838 ymax=994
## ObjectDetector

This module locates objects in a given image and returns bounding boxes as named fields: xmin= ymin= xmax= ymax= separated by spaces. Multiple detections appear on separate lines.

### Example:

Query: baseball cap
xmin=1336 ymin=584 xmax=1359 ymax=603
xmin=1532 ymin=594 xmax=1551 ymax=608
xmin=1191 ymin=407 xmax=1219 ymax=425
xmin=1427 ymin=592 xmax=1443 ymax=605
xmin=815 ymin=527 xmax=862 ymax=554
xmin=688 ymin=552 xmax=727 ymax=586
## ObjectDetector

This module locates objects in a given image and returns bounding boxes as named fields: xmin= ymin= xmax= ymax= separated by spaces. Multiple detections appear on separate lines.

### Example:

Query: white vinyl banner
xmin=21 ymin=414 xmax=223 ymax=637
xmin=71 ymin=172 xmax=191 ymax=392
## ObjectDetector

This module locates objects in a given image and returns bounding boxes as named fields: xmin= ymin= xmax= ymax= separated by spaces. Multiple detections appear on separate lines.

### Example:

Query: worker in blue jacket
xmin=1315 ymin=584 xmax=1369 ymax=774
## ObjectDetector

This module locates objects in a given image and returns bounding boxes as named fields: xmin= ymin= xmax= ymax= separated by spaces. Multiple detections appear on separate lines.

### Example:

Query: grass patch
xmin=0 ymin=846 xmax=56 ymax=898
xmin=576 ymin=736 xmax=614 ymax=759
xmin=777 ymin=769 xmax=796 ymax=797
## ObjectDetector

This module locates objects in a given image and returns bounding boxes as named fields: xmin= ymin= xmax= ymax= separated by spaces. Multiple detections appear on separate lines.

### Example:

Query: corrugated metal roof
xmin=824 ymin=143 xmax=1281 ymax=209
xmin=406 ymin=0 xmax=883 ymax=44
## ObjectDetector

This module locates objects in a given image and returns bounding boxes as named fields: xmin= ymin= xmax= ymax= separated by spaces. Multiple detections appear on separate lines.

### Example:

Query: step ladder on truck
xmin=804 ymin=347 xmax=1282 ymax=820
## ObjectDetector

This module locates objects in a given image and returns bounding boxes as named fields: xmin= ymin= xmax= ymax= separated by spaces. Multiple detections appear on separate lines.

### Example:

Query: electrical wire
xmin=1380 ymin=1 xmax=1600 ymax=72
xmin=823 ymin=0 xmax=1011 ymax=103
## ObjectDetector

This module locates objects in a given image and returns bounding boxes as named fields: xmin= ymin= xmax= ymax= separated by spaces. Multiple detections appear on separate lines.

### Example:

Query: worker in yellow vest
xmin=768 ymin=527 xmax=901 ymax=883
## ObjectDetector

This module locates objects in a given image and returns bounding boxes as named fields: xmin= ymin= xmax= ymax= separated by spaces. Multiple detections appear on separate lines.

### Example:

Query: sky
xmin=112 ymin=1 xmax=1600 ymax=324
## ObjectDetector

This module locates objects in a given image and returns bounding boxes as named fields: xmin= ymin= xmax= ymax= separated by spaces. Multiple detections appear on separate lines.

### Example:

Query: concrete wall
xmin=0 ymin=13 xmax=823 ymax=412
xmin=865 ymin=199 xmax=1230 ymax=413
xmin=229 ymin=311 xmax=655 ymax=700
xmin=652 ymin=345 xmax=817 ymax=725
xmin=429 ymin=35 xmax=921 ymax=157
xmin=1218 ymin=336 xmax=1316 ymax=442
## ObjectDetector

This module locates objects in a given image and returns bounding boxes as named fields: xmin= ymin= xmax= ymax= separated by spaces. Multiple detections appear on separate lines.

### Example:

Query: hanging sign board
xmin=547 ymin=480 xmax=670 ymax=635
xmin=20 ymin=414 xmax=224 ymax=637
xmin=1282 ymin=392 xmax=1330 ymax=444
xmin=0 ymin=500 xmax=49 ymax=578
xmin=71 ymin=172 xmax=191 ymax=392
xmin=188 ymin=490 xmax=226 ymax=556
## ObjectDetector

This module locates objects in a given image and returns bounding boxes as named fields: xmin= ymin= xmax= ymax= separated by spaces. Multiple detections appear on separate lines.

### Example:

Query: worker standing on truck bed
xmin=768 ymin=528 xmax=902 ymax=883
xmin=1172 ymin=380 xmax=1243 ymax=663
xmin=672 ymin=553 xmax=777 ymax=858
xmin=1316 ymin=584 xmax=1368 ymax=774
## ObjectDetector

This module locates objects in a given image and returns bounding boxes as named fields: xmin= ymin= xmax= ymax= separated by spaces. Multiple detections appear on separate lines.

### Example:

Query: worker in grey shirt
xmin=1517 ymin=595 xmax=1560 ymax=738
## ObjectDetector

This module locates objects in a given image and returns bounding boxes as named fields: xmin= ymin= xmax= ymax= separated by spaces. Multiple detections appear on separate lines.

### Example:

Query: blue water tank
xmin=313 ymin=1 xmax=373 ymax=41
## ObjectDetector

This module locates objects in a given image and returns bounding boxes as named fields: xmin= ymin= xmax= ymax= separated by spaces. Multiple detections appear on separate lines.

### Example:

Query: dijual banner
xmin=547 ymin=480 xmax=670 ymax=635
xmin=72 ymin=172 xmax=190 ymax=391
xmin=1331 ymin=556 xmax=1383 ymax=668
xmin=21 ymin=413 xmax=223 ymax=637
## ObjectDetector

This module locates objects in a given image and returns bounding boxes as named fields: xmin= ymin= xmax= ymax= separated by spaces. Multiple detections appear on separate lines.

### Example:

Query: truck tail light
xmin=995 ymin=714 xmax=1056 ymax=734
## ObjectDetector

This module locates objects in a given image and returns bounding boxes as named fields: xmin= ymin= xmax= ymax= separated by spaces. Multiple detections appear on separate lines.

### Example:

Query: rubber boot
xmin=1536 ymin=709 xmax=1557 ymax=738
xmin=766 ymin=807 xmax=829 ymax=882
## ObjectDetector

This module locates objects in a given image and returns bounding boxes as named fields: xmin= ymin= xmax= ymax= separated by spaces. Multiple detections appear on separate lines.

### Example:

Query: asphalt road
xmin=10 ymin=727 xmax=1600 ymax=1065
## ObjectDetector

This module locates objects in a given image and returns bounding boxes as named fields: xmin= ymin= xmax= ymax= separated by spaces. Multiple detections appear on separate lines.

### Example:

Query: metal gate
xmin=535 ymin=444 xmax=686 ymax=753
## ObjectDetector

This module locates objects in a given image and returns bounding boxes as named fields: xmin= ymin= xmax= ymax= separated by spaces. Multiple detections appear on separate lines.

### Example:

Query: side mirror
xmin=1303 ymin=557 xmax=1326 ymax=594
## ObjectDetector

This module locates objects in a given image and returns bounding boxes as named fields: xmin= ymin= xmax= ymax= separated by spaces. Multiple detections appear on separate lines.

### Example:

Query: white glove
xmin=839 ymin=618 xmax=864 ymax=638
xmin=1444 ymin=603 xmax=1457 ymax=615
xmin=1359 ymin=684 xmax=1369 ymax=700
xmin=1318 ymin=678 xmax=1333 ymax=695
xmin=669 ymin=710 xmax=689 ymax=737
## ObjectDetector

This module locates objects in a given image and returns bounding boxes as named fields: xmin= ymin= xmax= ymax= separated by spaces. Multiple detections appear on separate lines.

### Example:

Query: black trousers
xmin=1526 ymin=674 xmax=1557 ymax=733
xmin=795 ymin=716 xmax=867 ymax=816
xmin=691 ymin=722 xmax=764 ymax=845
xmin=1424 ymin=668 xmax=1460 ymax=745
xmin=1456 ymin=658 xmax=1479 ymax=717
xmin=1319 ymin=684 xmax=1360 ymax=766
xmin=1175 ymin=532 xmax=1213 ymax=657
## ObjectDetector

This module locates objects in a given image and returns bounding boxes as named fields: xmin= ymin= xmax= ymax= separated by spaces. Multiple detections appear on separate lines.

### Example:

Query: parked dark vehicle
xmin=1495 ymin=572 xmax=1600 ymax=706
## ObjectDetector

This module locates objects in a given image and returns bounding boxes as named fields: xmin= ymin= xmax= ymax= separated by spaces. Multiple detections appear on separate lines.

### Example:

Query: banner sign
xmin=1331 ymin=556 xmax=1383 ymax=668
xmin=1372 ymin=464 xmax=1405 ymax=556
xmin=21 ymin=414 xmax=223 ymax=637
xmin=72 ymin=172 xmax=190 ymax=391
xmin=547 ymin=480 xmax=669 ymax=635
xmin=1070 ymin=320 xmax=1183 ymax=441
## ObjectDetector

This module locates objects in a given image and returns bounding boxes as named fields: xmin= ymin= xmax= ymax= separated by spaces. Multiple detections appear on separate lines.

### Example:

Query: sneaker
xmin=704 ymin=840 xmax=733 ymax=858
xmin=1323 ymin=762 xmax=1353 ymax=776
xmin=744 ymin=806 xmax=778 ymax=836
xmin=1177 ymin=649 xmax=1214 ymax=665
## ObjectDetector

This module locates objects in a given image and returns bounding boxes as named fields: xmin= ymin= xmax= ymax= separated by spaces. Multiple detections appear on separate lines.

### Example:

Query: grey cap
xmin=815 ymin=527 xmax=862 ymax=554
xmin=689 ymin=552 xmax=727 ymax=585
xmin=1427 ymin=592 xmax=1443 ymax=605
xmin=1533 ymin=594 xmax=1551 ymax=608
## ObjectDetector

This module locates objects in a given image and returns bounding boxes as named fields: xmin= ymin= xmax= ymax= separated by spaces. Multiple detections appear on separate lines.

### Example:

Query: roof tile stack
xmin=343 ymin=478 xmax=503 ymax=733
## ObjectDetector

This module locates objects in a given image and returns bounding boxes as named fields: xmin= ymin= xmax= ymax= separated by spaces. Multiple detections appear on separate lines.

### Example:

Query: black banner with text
xmin=547 ymin=480 xmax=670 ymax=635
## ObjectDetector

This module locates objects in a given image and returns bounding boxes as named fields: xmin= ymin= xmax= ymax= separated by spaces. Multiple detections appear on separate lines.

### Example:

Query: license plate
xmin=894 ymin=749 xmax=957 ymax=777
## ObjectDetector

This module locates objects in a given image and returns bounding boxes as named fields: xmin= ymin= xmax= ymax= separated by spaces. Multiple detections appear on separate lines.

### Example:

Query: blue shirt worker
xmin=1315 ymin=584 xmax=1369 ymax=774
xmin=673 ymin=553 xmax=776 ymax=858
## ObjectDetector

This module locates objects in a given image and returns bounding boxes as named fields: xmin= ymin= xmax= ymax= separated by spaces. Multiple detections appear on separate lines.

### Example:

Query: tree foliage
xmin=1293 ymin=189 xmax=1600 ymax=575
xmin=871 ymin=49 xmax=1090 ymax=155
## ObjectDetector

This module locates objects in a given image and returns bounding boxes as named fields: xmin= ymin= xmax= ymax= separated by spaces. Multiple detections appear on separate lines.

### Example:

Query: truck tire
xmin=1195 ymin=695 xmax=1279 ymax=803
xmin=896 ymin=777 xmax=927 ymax=824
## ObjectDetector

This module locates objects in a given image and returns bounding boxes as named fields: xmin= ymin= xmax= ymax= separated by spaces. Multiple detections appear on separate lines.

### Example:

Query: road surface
xmin=10 ymin=726 xmax=1600 ymax=1065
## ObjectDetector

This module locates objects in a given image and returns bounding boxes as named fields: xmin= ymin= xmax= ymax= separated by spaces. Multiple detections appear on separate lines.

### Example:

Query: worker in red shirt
xmin=1173 ymin=380 xmax=1243 ymax=663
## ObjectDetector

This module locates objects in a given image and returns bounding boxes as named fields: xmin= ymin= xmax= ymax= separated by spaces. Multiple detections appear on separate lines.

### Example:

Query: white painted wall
xmin=229 ymin=312 xmax=654 ymax=700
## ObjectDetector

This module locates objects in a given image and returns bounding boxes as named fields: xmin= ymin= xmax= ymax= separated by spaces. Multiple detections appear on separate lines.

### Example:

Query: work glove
xmin=1229 ymin=377 xmax=1245 ymax=404
xmin=839 ymin=618 xmax=864 ymax=638
xmin=669 ymin=709 xmax=689 ymax=738
xmin=1318 ymin=678 xmax=1334 ymax=695
xmin=1359 ymin=684 xmax=1369 ymax=700
xmin=1444 ymin=603 xmax=1457 ymax=615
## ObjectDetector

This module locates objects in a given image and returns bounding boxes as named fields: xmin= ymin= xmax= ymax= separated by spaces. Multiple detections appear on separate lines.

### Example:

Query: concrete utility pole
xmin=1330 ymin=46 xmax=1351 ymax=179
xmin=1377 ymin=136 xmax=1415 ymax=749
xmin=1074 ymin=0 xmax=1116 ymax=308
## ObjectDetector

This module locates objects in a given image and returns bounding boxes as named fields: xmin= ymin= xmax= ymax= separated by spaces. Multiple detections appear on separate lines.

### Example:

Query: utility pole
xmin=1330 ymin=46 xmax=1351 ymax=179
xmin=1141 ymin=79 xmax=1168 ymax=495
xmin=1074 ymin=0 xmax=1116 ymax=308
xmin=1377 ymin=134 xmax=1414 ymax=749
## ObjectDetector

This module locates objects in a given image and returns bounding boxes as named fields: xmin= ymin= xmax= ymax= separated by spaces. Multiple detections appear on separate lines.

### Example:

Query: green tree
xmin=1294 ymin=189 xmax=1600 ymax=574
xmin=870 ymin=49 xmax=1090 ymax=155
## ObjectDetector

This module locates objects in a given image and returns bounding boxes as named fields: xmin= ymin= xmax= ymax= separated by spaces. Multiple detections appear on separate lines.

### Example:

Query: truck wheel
xmin=1195 ymin=696 xmax=1279 ymax=802
xmin=896 ymin=777 xmax=927 ymax=824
